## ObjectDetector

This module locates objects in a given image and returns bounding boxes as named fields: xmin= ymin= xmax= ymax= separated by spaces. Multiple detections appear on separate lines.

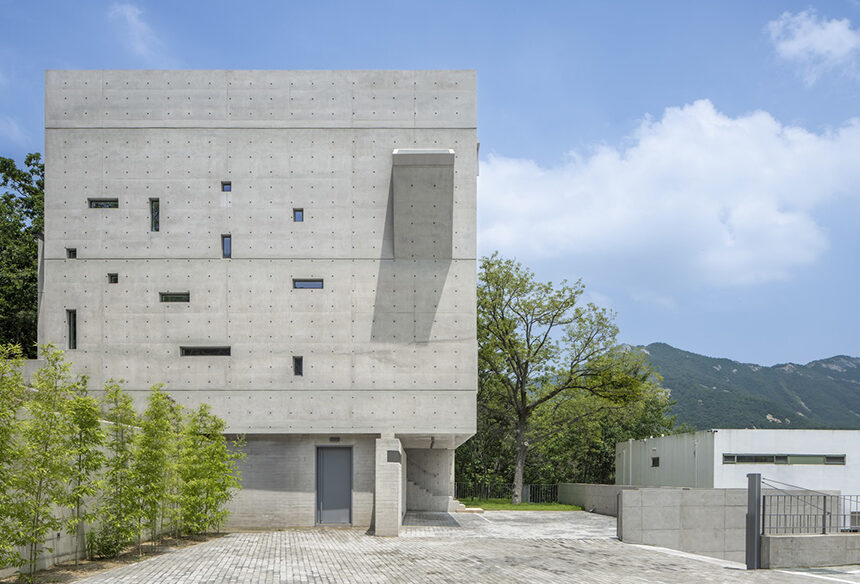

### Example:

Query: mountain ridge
xmin=641 ymin=342 xmax=860 ymax=430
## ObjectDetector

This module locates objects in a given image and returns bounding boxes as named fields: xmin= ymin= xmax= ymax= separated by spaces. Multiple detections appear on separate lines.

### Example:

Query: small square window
xmin=222 ymin=234 xmax=232 ymax=258
xmin=293 ymin=208 xmax=304 ymax=222
xmin=221 ymin=181 xmax=232 ymax=192
xmin=293 ymin=279 xmax=323 ymax=289
xmin=651 ymin=457 xmax=660 ymax=468
xmin=66 ymin=248 xmax=77 ymax=259
xmin=293 ymin=356 xmax=303 ymax=376
xmin=107 ymin=273 xmax=118 ymax=284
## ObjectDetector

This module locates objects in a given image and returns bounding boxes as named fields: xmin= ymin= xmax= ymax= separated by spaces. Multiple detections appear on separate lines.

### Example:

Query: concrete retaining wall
xmin=618 ymin=487 xmax=748 ymax=563
xmin=0 ymin=532 xmax=84 ymax=579
xmin=762 ymin=534 xmax=860 ymax=569
xmin=558 ymin=483 xmax=634 ymax=516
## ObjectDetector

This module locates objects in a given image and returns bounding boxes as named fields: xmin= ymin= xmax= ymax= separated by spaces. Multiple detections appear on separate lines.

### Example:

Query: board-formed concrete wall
xmin=558 ymin=483 xmax=635 ymax=516
xmin=618 ymin=487 xmax=748 ymax=563
xmin=42 ymin=70 xmax=478 ymax=531
xmin=762 ymin=533 xmax=860 ymax=568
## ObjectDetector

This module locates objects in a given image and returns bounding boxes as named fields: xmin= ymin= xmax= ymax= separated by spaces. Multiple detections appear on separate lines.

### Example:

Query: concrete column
xmin=374 ymin=435 xmax=403 ymax=536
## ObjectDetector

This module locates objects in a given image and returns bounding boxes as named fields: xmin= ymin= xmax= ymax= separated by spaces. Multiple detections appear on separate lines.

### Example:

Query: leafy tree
xmin=477 ymin=253 xmax=653 ymax=503
xmin=66 ymin=381 xmax=105 ymax=566
xmin=525 ymin=384 xmax=680 ymax=484
xmin=89 ymin=381 xmax=140 ymax=558
xmin=132 ymin=385 xmax=176 ymax=550
xmin=178 ymin=405 xmax=244 ymax=535
xmin=0 ymin=345 xmax=25 ymax=568
xmin=0 ymin=155 xmax=44 ymax=358
xmin=8 ymin=346 xmax=76 ymax=581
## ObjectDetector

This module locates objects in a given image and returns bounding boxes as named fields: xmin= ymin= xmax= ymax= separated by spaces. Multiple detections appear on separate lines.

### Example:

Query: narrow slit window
xmin=150 ymin=198 xmax=160 ymax=232
xmin=293 ymin=356 xmax=303 ymax=376
xmin=159 ymin=292 xmax=190 ymax=303
xmin=180 ymin=346 xmax=231 ymax=357
xmin=107 ymin=273 xmax=118 ymax=284
xmin=293 ymin=279 xmax=323 ymax=289
xmin=222 ymin=234 xmax=232 ymax=258
xmin=221 ymin=181 xmax=232 ymax=192
xmin=66 ymin=309 xmax=77 ymax=350
xmin=66 ymin=248 xmax=77 ymax=259
xmin=88 ymin=198 xmax=118 ymax=208
xmin=293 ymin=208 xmax=304 ymax=222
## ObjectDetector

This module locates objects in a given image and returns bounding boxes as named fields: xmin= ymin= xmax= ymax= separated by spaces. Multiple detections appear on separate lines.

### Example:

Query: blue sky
xmin=1 ymin=1 xmax=858 ymax=365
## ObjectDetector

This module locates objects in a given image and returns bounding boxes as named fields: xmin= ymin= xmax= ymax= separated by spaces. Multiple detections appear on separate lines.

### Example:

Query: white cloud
xmin=767 ymin=10 xmax=860 ymax=84
xmin=478 ymin=99 xmax=860 ymax=287
xmin=108 ymin=3 xmax=172 ymax=65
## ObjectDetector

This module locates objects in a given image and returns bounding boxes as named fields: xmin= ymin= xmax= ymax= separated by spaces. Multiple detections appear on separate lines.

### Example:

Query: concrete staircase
xmin=452 ymin=500 xmax=483 ymax=513
xmin=406 ymin=479 xmax=455 ymax=512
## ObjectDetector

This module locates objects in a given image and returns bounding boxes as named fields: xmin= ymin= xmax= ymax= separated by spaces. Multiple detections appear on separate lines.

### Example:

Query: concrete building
xmin=40 ymin=70 xmax=478 ymax=535
xmin=616 ymin=429 xmax=860 ymax=494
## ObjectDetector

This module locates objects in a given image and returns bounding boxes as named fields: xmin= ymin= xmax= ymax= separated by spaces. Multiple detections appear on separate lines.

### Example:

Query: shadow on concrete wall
xmin=370 ymin=173 xmax=451 ymax=343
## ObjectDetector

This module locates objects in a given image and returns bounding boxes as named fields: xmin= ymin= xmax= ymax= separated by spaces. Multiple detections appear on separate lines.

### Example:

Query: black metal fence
xmin=454 ymin=482 xmax=558 ymax=503
xmin=762 ymin=493 xmax=860 ymax=535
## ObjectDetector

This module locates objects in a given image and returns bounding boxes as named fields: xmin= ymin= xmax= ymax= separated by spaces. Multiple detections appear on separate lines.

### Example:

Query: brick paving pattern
xmin=75 ymin=511 xmax=860 ymax=583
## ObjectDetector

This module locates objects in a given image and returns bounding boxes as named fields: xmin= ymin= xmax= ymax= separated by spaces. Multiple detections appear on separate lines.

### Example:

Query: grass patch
xmin=459 ymin=498 xmax=581 ymax=511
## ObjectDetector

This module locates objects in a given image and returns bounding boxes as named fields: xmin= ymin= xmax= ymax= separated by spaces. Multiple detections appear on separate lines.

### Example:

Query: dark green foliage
xmin=644 ymin=343 xmax=860 ymax=429
xmin=85 ymin=526 xmax=125 ymax=560
xmin=457 ymin=385 xmax=682 ymax=486
xmin=0 ymin=155 xmax=43 ymax=358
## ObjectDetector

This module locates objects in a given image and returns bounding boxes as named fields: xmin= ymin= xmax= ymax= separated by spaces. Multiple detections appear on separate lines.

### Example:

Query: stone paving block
xmin=70 ymin=511 xmax=834 ymax=584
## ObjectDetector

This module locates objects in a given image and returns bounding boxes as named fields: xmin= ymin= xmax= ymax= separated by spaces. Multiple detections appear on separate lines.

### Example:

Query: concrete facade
xmin=616 ymin=429 xmax=860 ymax=493
xmin=41 ymin=70 xmax=478 ymax=534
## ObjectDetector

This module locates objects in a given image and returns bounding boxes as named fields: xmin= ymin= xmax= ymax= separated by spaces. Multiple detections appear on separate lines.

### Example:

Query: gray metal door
xmin=316 ymin=447 xmax=352 ymax=524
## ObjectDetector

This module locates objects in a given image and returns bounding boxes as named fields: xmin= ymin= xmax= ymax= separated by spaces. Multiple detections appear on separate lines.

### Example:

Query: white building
xmin=616 ymin=429 xmax=860 ymax=494
xmin=40 ymin=70 xmax=478 ymax=535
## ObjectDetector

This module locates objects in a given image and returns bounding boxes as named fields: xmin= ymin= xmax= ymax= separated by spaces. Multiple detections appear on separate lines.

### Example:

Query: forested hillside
xmin=644 ymin=343 xmax=860 ymax=429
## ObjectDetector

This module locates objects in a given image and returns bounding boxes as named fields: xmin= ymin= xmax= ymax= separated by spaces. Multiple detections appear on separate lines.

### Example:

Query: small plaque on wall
xmin=387 ymin=450 xmax=402 ymax=463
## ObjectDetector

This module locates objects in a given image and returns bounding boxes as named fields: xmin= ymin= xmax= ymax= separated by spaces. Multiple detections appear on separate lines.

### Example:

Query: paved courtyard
xmin=75 ymin=511 xmax=860 ymax=583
